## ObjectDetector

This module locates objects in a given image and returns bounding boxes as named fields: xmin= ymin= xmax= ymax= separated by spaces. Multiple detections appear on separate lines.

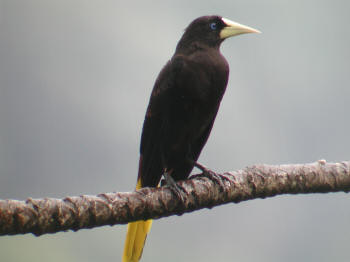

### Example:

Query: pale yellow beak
xmin=220 ymin=17 xmax=261 ymax=39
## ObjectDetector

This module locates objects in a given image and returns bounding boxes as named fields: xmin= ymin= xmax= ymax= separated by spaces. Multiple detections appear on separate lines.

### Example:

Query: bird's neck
xmin=175 ymin=39 xmax=220 ymax=55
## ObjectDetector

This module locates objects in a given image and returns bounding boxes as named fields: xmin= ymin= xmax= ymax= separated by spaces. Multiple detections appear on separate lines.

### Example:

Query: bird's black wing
xmin=138 ymin=56 xmax=188 ymax=187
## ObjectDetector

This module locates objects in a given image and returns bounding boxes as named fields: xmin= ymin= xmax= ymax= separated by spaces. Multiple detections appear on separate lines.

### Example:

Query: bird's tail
xmin=122 ymin=179 xmax=153 ymax=262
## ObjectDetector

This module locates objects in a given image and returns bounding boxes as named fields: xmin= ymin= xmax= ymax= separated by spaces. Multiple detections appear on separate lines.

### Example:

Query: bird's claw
xmin=194 ymin=162 xmax=225 ymax=189
xmin=163 ymin=172 xmax=186 ymax=202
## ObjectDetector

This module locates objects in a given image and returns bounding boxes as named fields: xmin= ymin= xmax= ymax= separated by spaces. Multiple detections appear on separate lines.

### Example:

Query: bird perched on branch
xmin=122 ymin=15 xmax=260 ymax=262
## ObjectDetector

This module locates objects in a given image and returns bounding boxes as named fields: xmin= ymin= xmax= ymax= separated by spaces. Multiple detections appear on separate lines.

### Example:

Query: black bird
xmin=123 ymin=15 xmax=259 ymax=262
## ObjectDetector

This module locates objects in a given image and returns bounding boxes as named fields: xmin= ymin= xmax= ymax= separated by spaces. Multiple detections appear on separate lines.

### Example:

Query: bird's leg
xmin=193 ymin=161 xmax=214 ymax=175
xmin=185 ymin=146 xmax=223 ymax=185
xmin=191 ymin=161 xmax=226 ymax=189
xmin=163 ymin=169 xmax=186 ymax=202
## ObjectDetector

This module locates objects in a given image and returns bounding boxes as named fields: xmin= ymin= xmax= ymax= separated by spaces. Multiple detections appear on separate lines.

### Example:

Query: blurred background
xmin=1 ymin=0 xmax=350 ymax=261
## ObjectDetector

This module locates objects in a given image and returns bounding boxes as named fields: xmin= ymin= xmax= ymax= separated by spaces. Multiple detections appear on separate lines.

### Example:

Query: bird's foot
xmin=163 ymin=172 xmax=186 ymax=202
xmin=193 ymin=162 xmax=225 ymax=189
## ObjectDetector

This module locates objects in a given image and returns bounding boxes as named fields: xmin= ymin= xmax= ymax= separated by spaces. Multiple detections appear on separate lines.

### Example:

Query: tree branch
xmin=1 ymin=160 xmax=349 ymax=236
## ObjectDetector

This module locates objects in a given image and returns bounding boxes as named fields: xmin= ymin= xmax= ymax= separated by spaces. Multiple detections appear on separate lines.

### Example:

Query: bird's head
xmin=176 ymin=15 xmax=260 ymax=51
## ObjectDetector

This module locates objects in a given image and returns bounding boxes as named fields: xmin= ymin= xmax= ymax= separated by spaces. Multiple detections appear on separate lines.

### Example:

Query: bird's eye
xmin=210 ymin=22 xmax=217 ymax=30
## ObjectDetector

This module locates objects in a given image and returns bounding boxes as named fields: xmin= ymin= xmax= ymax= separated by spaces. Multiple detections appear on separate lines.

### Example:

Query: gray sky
xmin=1 ymin=1 xmax=350 ymax=261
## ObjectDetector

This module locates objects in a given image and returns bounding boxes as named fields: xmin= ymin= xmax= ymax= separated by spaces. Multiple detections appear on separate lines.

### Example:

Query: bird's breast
xmin=189 ymin=53 xmax=228 ymax=106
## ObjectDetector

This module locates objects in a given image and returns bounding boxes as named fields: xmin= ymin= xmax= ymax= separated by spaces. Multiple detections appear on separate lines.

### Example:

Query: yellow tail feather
xmin=122 ymin=220 xmax=153 ymax=262
xmin=122 ymin=179 xmax=153 ymax=262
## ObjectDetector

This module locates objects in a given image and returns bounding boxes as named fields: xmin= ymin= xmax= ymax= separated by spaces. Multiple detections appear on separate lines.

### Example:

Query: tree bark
xmin=0 ymin=160 xmax=349 ymax=236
